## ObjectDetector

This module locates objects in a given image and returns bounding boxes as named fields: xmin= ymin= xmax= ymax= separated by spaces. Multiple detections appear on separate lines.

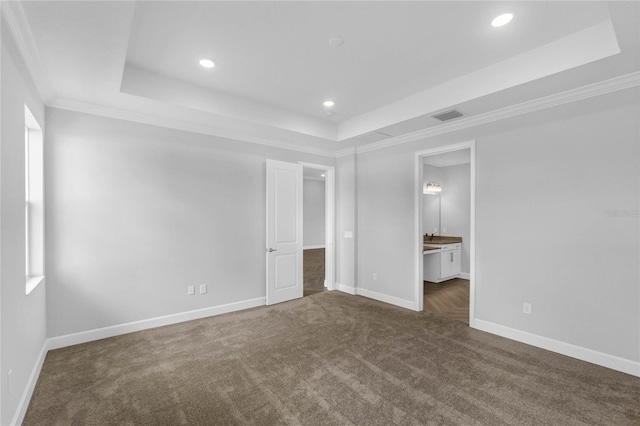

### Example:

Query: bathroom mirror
xmin=423 ymin=184 xmax=442 ymax=236
xmin=423 ymin=164 xmax=445 ymax=236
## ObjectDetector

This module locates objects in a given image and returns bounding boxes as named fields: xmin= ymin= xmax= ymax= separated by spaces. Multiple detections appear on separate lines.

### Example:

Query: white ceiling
xmin=10 ymin=1 xmax=640 ymax=154
xmin=125 ymin=1 xmax=607 ymax=121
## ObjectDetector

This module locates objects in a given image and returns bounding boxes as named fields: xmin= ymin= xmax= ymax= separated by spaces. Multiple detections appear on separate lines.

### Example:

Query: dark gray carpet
xmin=24 ymin=292 xmax=640 ymax=425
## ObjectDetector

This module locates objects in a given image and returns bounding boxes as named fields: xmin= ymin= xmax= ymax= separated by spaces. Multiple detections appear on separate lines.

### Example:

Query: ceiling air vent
xmin=432 ymin=109 xmax=463 ymax=122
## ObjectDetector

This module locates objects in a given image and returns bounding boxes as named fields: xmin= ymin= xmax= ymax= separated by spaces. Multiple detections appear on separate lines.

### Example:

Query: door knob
xmin=268 ymin=248 xmax=277 ymax=252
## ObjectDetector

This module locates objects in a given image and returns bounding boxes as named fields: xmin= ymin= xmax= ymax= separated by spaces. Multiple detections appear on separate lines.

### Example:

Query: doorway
xmin=300 ymin=163 xmax=335 ymax=297
xmin=414 ymin=141 xmax=475 ymax=325
xmin=302 ymin=168 xmax=326 ymax=296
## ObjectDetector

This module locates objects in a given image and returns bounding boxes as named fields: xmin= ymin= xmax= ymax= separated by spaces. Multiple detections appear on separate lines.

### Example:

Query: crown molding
xmin=356 ymin=71 xmax=640 ymax=155
xmin=1 ymin=0 xmax=54 ymax=102
xmin=48 ymin=98 xmax=337 ymax=158
xmin=335 ymin=147 xmax=357 ymax=158
xmin=50 ymin=67 xmax=640 ymax=160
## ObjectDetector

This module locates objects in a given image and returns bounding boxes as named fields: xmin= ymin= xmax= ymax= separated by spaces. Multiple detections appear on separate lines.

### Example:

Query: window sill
xmin=26 ymin=276 xmax=44 ymax=295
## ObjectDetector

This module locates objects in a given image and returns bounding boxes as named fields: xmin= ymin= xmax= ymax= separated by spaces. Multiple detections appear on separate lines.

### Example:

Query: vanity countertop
xmin=423 ymin=236 xmax=462 ymax=245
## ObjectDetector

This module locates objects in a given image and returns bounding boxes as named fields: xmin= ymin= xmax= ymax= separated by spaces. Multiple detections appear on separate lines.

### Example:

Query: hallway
xmin=303 ymin=248 xmax=325 ymax=297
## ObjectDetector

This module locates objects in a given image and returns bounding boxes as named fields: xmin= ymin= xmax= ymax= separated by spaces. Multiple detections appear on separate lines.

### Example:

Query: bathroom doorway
xmin=414 ymin=141 xmax=475 ymax=325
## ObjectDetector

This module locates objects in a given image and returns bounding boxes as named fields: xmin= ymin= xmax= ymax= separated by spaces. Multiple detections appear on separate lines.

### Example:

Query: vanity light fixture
xmin=424 ymin=182 xmax=442 ymax=194
xmin=323 ymin=100 xmax=335 ymax=107
xmin=199 ymin=59 xmax=215 ymax=68
xmin=491 ymin=13 xmax=513 ymax=27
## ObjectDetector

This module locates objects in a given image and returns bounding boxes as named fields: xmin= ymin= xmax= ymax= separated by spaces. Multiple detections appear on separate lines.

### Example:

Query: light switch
xmin=344 ymin=231 xmax=353 ymax=238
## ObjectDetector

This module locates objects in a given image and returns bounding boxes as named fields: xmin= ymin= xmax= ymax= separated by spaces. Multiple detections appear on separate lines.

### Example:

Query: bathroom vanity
xmin=423 ymin=237 xmax=462 ymax=283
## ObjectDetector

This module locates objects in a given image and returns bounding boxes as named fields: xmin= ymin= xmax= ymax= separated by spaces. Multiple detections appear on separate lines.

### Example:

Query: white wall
xmin=45 ymin=108 xmax=334 ymax=338
xmin=356 ymin=87 xmax=639 ymax=367
xmin=336 ymin=154 xmax=356 ymax=290
xmin=474 ymin=98 xmax=638 ymax=362
xmin=303 ymin=178 xmax=325 ymax=248
xmin=1 ymin=23 xmax=48 ymax=426
xmin=358 ymin=148 xmax=416 ymax=301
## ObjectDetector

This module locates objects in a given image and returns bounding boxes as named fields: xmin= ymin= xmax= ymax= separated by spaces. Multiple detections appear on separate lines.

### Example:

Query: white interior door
xmin=266 ymin=159 xmax=303 ymax=305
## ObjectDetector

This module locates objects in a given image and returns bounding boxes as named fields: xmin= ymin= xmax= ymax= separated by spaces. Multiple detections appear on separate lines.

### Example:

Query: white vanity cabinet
xmin=423 ymin=243 xmax=461 ymax=283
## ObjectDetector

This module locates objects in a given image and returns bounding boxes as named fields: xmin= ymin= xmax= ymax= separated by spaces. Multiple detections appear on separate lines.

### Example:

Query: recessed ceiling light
xmin=321 ymin=173 xmax=325 ymax=177
xmin=199 ymin=59 xmax=215 ymax=68
xmin=491 ymin=13 xmax=513 ymax=27
xmin=323 ymin=100 xmax=335 ymax=107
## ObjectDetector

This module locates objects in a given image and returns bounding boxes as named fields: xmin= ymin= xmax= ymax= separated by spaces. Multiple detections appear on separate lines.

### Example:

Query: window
xmin=25 ymin=105 xmax=44 ymax=294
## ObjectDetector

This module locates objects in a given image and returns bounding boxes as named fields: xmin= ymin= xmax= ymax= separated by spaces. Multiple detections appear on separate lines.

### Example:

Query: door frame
xmin=299 ymin=162 xmax=336 ymax=291
xmin=414 ymin=140 xmax=476 ymax=325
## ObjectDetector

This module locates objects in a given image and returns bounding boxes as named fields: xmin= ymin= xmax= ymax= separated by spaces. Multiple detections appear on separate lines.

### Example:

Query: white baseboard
xmin=459 ymin=272 xmax=470 ymax=280
xmin=48 ymin=297 xmax=266 ymax=350
xmin=336 ymin=282 xmax=356 ymax=295
xmin=11 ymin=341 xmax=48 ymax=426
xmin=472 ymin=319 xmax=640 ymax=378
xmin=356 ymin=287 xmax=417 ymax=311
xmin=336 ymin=283 xmax=417 ymax=311
xmin=303 ymin=245 xmax=325 ymax=250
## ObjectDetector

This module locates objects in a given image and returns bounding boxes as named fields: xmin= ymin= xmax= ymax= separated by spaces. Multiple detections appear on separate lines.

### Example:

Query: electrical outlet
xmin=373 ymin=273 xmax=378 ymax=281
xmin=187 ymin=286 xmax=195 ymax=295
xmin=442 ymin=227 xmax=447 ymax=234
xmin=200 ymin=284 xmax=207 ymax=294
xmin=344 ymin=231 xmax=353 ymax=239
xmin=523 ymin=303 xmax=532 ymax=315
